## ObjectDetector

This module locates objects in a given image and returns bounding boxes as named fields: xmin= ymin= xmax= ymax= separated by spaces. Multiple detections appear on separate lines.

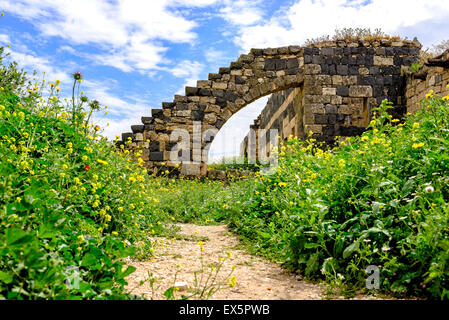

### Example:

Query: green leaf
xmin=81 ymin=253 xmax=100 ymax=269
xmin=5 ymin=228 xmax=34 ymax=248
xmin=343 ymin=241 xmax=360 ymax=259
xmin=305 ymin=252 xmax=320 ymax=277
xmin=260 ymin=232 xmax=271 ymax=239
xmin=118 ymin=266 xmax=136 ymax=279
xmin=0 ymin=271 xmax=13 ymax=284
xmin=304 ymin=243 xmax=319 ymax=249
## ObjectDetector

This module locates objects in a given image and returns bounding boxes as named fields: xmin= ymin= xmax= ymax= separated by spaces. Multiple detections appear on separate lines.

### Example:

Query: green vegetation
xmin=1 ymin=42 xmax=449 ymax=300
xmin=0 ymin=48 xmax=175 ymax=299
xmin=157 ymin=96 xmax=449 ymax=300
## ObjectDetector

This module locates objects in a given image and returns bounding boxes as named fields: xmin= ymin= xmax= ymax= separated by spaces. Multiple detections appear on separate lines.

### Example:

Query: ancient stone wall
xmin=405 ymin=49 xmax=449 ymax=114
xmin=240 ymin=88 xmax=298 ymax=159
xmin=119 ymin=38 xmax=421 ymax=176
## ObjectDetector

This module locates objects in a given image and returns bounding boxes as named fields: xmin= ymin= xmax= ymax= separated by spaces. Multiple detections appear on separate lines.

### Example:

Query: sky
xmin=0 ymin=0 xmax=448 ymax=162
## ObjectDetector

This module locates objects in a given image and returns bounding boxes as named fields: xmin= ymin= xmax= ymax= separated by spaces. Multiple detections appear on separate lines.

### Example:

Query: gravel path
xmin=125 ymin=224 xmax=379 ymax=300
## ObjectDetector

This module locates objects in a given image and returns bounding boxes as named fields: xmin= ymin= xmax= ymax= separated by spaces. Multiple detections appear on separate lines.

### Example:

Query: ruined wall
xmin=240 ymin=88 xmax=299 ymax=159
xmin=240 ymin=39 xmax=421 ymax=161
xmin=405 ymin=49 xmax=449 ymax=114
xmin=120 ymin=39 xmax=421 ymax=176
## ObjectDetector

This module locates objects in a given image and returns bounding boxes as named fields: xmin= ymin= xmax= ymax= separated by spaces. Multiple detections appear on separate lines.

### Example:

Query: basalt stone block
xmin=230 ymin=61 xmax=243 ymax=69
xmin=264 ymin=58 xmax=276 ymax=71
xmin=359 ymin=75 xmax=375 ymax=86
xmin=325 ymin=105 xmax=338 ymax=114
xmin=328 ymin=65 xmax=336 ymax=75
xmin=191 ymin=110 xmax=204 ymax=121
xmin=162 ymin=102 xmax=175 ymax=109
xmin=373 ymin=85 xmax=384 ymax=97
xmin=149 ymin=141 xmax=160 ymax=152
xmin=348 ymin=57 xmax=357 ymax=65
xmin=141 ymin=116 xmax=153 ymax=124
xmin=356 ymin=56 xmax=365 ymax=65
xmin=314 ymin=114 xmax=328 ymax=124
xmin=144 ymin=124 xmax=155 ymax=131
xmin=285 ymin=68 xmax=299 ymax=75
xmin=131 ymin=125 xmax=144 ymax=133
xmin=275 ymin=59 xmax=287 ymax=70
xmin=369 ymin=66 xmax=380 ymax=75
xmin=215 ymin=97 xmax=227 ymax=107
xmin=152 ymin=109 xmax=163 ymax=117
xmin=304 ymin=55 xmax=312 ymax=64
xmin=350 ymin=47 xmax=361 ymax=54
xmin=349 ymin=66 xmax=359 ymax=75
xmin=215 ymin=119 xmax=225 ymax=129
xmin=337 ymin=85 xmax=349 ymax=97
xmin=185 ymin=86 xmax=198 ymax=96
xmin=198 ymin=88 xmax=212 ymax=96
xmin=337 ymin=65 xmax=349 ymax=75
xmin=340 ymin=56 xmax=349 ymax=65
xmin=335 ymin=48 xmax=343 ymax=55
xmin=235 ymin=76 xmax=245 ymax=84
xmin=321 ymin=47 xmax=334 ymax=56
xmin=321 ymin=64 xmax=329 ymax=74
xmin=219 ymin=67 xmax=230 ymax=74
xmin=312 ymin=55 xmax=324 ymax=64
xmin=383 ymin=76 xmax=393 ymax=85
xmin=287 ymin=58 xmax=299 ymax=69
xmin=224 ymin=91 xmax=239 ymax=102
xmin=208 ymin=73 xmax=221 ymax=80
xmin=176 ymin=103 xmax=189 ymax=110
xmin=250 ymin=48 xmax=264 ymax=56
xmin=402 ymin=57 xmax=416 ymax=66
xmin=212 ymin=89 xmax=225 ymax=97
xmin=393 ymin=56 xmax=403 ymax=66
xmin=364 ymin=55 xmax=374 ymax=66
xmin=339 ymin=126 xmax=367 ymax=136
xmin=149 ymin=152 xmax=163 ymax=161
xmin=375 ymin=75 xmax=384 ymax=85
xmin=328 ymin=114 xmax=337 ymax=125
xmin=388 ymin=87 xmax=398 ymax=96
xmin=385 ymin=47 xmax=394 ymax=56
xmin=322 ymin=125 xmax=335 ymax=135
xmin=304 ymin=47 xmax=319 ymax=55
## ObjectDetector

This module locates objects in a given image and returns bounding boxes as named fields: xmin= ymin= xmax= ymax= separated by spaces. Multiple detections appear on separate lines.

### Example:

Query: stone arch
xmin=119 ymin=39 xmax=422 ymax=176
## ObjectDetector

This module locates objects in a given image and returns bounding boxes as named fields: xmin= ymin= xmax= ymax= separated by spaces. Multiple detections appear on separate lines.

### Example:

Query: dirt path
xmin=125 ymin=224 xmax=376 ymax=300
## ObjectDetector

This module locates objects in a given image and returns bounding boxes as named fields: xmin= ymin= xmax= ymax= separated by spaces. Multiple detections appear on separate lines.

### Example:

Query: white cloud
xmin=83 ymin=80 xmax=151 ymax=139
xmin=166 ymin=60 xmax=204 ymax=94
xmin=0 ymin=33 xmax=10 ymax=44
xmin=219 ymin=0 xmax=264 ymax=26
xmin=4 ymin=46 xmax=72 ymax=84
xmin=205 ymin=48 xmax=229 ymax=64
xmin=232 ymin=0 xmax=449 ymax=51
xmin=0 ymin=0 xmax=215 ymax=73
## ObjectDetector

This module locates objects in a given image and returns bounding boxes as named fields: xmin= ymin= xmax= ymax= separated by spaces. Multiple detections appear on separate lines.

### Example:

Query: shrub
xmin=227 ymin=95 xmax=449 ymax=299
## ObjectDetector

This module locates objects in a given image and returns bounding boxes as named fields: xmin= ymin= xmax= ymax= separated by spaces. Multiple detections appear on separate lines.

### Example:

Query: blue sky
xmin=1 ymin=0 xmax=448 ymax=161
